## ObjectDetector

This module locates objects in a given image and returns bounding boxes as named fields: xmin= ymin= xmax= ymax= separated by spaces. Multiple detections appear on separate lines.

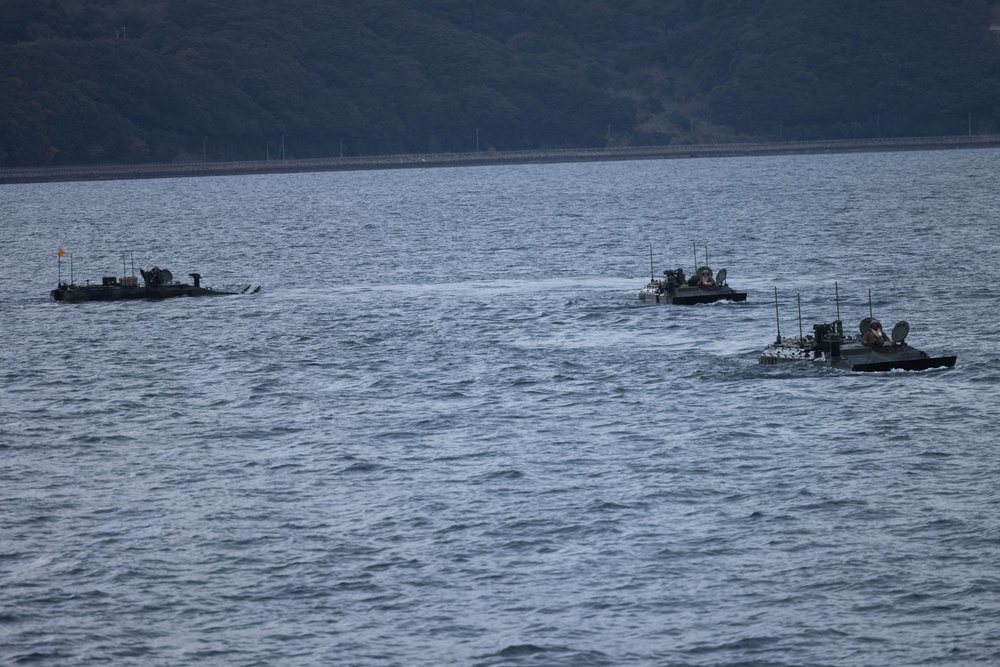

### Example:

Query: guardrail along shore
xmin=2 ymin=134 xmax=999 ymax=185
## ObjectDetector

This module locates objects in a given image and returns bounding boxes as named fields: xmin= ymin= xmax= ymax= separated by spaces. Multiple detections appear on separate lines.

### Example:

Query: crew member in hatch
xmin=861 ymin=319 xmax=891 ymax=348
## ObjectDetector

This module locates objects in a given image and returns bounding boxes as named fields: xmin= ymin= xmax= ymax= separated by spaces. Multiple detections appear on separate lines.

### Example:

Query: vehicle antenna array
xmin=649 ymin=243 xmax=654 ymax=282
xmin=868 ymin=288 xmax=874 ymax=320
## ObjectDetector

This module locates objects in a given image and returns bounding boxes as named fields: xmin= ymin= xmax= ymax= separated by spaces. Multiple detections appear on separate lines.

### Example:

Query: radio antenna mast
xmin=797 ymin=293 xmax=803 ymax=340
xmin=835 ymin=281 xmax=841 ymax=322
xmin=773 ymin=287 xmax=782 ymax=344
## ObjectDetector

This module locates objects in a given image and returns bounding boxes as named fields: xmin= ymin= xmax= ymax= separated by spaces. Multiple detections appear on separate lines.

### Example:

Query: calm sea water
xmin=3 ymin=149 xmax=1000 ymax=666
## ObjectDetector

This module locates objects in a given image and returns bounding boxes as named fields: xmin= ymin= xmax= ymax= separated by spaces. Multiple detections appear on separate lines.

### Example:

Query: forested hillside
xmin=2 ymin=0 xmax=999 ymax=167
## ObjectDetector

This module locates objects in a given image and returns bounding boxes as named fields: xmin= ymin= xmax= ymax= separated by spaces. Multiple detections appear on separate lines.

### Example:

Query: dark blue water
xmin=3 ymin=150 xmax=1000 ymax=666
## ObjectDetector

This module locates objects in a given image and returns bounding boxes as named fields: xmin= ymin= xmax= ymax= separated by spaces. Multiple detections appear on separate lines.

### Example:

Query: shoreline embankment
xmin=2 ymin=134 xmax=999 ymax=185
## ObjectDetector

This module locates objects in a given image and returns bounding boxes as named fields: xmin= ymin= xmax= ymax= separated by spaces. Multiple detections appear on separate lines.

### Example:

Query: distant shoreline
xmin=2 ymin=134 xmax=999 ymax=185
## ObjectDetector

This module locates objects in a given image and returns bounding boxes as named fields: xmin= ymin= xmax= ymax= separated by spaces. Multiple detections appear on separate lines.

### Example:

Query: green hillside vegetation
xmin=2 ymin=0 xmax=999 ymax=166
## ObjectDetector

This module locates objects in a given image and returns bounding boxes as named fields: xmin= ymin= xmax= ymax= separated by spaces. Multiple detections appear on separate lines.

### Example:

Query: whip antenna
xmin=773 ymin=287 xmax=782 ymax=344
xmin=798 ymin=293 xmax=803 ymax=340
xmin=835 ymin=281 xmax=841 ymax=322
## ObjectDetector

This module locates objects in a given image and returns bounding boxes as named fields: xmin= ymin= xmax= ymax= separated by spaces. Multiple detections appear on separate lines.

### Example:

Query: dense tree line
xmin=1 ymin=0 xmax=999 ymax=166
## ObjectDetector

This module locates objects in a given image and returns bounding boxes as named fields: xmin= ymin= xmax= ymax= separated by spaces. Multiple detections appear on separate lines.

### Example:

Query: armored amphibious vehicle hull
xmin=50 ymin=282 xmax=257 ymax=302
xmin=759 ymin=337 xmax=956 ymax=372
xmin=640 ymin=281 xmax=747 ymax=305
xmin=640 ymin=263 xmax=746 ymax=305
xmin=51 ymin=267 xmax=259 ymax=303
xmin=759 ymin=319 xmax=956 ymax=372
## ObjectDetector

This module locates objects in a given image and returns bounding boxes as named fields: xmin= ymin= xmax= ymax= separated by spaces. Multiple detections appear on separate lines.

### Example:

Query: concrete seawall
xmin=3 ymin=134 xmax=999 ymax=185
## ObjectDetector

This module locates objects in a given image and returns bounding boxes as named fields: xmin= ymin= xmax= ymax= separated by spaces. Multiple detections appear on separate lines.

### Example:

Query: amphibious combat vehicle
xmin=51 ymin=252 xmax=259 ymax=303
xmin=758 ymin=289 xmax=956 ymax=372
xmin=639 ymin=245 xmax=747 ymax=305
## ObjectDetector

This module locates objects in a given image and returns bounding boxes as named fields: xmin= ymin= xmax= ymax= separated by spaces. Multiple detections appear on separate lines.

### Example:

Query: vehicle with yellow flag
xmin=50 ymin=249 xmax=260 ymax=302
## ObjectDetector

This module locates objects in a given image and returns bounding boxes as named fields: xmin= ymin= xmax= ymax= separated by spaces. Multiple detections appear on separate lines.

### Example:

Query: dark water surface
xmin=3 ymin=150 xmax=1000 ymax=666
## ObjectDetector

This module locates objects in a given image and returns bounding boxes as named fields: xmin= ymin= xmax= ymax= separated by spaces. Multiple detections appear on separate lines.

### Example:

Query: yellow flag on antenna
xmin=58 ymin=248 xmax=65 ymax=257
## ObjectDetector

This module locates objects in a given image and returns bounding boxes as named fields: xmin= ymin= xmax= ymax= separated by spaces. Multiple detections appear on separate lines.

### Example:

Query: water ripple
xmin=3 ymin=151 xmax=1000 ymax=665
